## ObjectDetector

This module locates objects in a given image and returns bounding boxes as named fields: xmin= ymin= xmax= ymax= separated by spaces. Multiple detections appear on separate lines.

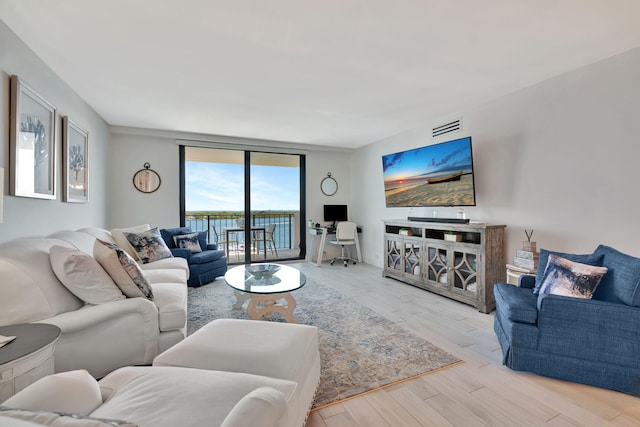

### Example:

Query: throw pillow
xmin=538 ymin=254 xmax=608 ymax=299
xmin=173 ymin=232 xmax=202 ymax=253
xmin=0 ymin=407 xmax=136 ymax=426
xmin=49 ymin=245 xmax=124 ymax=305
xmin=533 ymin=248 xmax=604 ymax=294
xmin=124 ymin=227 xmax=173 ymax=263
xmin=110 ymin=224 xmax=151 ymax=260
xmin=2 ymin=370 xmax=102 ymax=415
xmin=93 ymin=240 xmax=153 ymax=300
xmin=197 ymin=231 xmax=208 ymax=250
xmin=593 ymin=244 xmax=640 ymax=306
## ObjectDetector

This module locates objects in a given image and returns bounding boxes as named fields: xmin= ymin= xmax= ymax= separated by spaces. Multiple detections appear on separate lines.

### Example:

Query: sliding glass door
xmin=181 ymin=146 xmax=305 ymax=264
xmin=248 ymin=152 xmax=301 ymax=262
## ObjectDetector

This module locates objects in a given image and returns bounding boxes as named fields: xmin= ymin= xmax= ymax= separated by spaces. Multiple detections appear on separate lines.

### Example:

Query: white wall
xmin=6 ymin=11 xmax=635 ymax=265
xmin=352 ymin=47 xmax=640 ymax=268
xmin=0 ymin=20 xmax=110 ymax=243
xmin=305 ymin=151 xmax=352 ymax=227
xmin=108 ymin=132 xmax=180 ymax=229
xmin=108 ymin=129 xmax=351 ymax=259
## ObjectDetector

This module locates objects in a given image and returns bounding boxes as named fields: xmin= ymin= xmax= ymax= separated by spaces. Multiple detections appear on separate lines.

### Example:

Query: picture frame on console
xmin=62 ymin=116 xmax=89 ymax=203
xmin=9 ymin=75 xmax=57 ymax=200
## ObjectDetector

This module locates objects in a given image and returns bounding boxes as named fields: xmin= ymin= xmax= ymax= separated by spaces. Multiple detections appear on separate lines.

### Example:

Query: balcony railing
xmin=184 ymin=211 xmax=298 ymax=251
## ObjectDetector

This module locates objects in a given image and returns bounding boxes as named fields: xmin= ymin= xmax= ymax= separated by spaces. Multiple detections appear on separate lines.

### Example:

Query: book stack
xmin=512 ymin=242 xmax=539 ymax=270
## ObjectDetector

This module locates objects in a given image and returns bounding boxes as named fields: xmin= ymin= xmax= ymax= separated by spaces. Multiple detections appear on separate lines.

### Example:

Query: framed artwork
xmin=62 ymin=117 xmax=89 ymax=203
xmin=9 ymin=75 xmax=57 ymax=199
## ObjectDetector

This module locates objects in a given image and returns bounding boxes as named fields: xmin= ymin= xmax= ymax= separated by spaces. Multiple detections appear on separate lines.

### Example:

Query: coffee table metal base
xmin=232 ymin=290 xmax=298 ymax=323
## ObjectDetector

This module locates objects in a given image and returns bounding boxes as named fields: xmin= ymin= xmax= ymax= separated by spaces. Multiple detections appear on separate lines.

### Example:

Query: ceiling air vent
xmin=432 ymin=118 xmax=462 ymax=138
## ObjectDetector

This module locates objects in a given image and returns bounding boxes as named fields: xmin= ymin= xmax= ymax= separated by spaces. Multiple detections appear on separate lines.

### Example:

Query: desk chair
xmin=329 ymin=221 xmax=358 ymax=267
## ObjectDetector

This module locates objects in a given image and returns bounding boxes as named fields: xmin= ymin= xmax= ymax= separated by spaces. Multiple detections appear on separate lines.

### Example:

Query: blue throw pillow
xmin=593 ymin=244 xmax=640 ymax=306
xmin=534 ymin=248 xmax=603 ymax=294
xmin=538 ymin=254 xmax=608 ymax=299
xmin=197 ymin=231 xmax=208 ymax=250
xmin=159 ymin=227 xmax=193 ymax=249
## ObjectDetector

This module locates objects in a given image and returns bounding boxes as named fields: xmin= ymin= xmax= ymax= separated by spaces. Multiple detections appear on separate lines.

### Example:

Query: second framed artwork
xmin=62 ymin=117 xmax=89 ymax=203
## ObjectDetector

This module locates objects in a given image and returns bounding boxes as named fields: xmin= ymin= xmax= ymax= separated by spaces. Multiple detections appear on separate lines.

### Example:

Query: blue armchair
xmin=160 ymin=227 xmax=227 ymax=287
xmin=494 ymin=245 xmax=640 ymax=397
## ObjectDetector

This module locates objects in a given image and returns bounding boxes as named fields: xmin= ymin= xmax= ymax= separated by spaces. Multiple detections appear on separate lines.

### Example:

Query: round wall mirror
xmin=133 ymin=163 xmax=161 ymax=193
xmin=321 ymin=172 xmax=338 ymax=196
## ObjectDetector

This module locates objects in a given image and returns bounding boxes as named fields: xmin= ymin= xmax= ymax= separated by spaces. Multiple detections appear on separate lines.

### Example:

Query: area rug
xmin=187 ymin=278 xmax=461 ymax=408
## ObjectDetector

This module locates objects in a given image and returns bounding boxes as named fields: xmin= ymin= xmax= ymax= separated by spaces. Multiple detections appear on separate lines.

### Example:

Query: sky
xmin=185 ymin=161 xmax=300 ymax=211
xmin=382 ymin=137 xmax=472 ymax=182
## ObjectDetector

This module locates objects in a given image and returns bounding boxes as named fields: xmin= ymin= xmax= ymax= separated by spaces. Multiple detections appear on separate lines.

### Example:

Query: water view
xmin=185 ymin=211 xmax=299 ymax=251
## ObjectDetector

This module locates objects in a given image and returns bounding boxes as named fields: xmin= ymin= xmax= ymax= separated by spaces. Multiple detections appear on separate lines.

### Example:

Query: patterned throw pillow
xmin=538 ymin=254 xmax=608 ymax=299
xmin=124 ymin=227 xmax=173 ymax=264
xmin=533 ymin=248 xmax=604 ymax=294
xmin=93 ymin=240 xmax=153 ymax=300
xmin=110 ymin=224 xmax=151 ymax=260
xmin=173 ymin=232 xmax=202 ymax=253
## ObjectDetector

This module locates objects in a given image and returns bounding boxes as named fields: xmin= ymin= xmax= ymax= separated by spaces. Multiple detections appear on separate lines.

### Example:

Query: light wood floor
xmin=286 ymin=261 xmax=640 ymax=427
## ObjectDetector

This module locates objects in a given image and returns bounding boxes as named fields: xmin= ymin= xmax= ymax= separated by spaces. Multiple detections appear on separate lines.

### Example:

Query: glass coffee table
xmin=224 ymin=263 xmax=307 ymax=323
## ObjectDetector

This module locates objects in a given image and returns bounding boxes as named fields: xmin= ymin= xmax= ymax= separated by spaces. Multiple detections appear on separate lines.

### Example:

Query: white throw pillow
xmin=124 ymin=227 xmax=173 ymax=263
xmin=2 ymin=370 xmax=102 ymax=415
xmin=49 ymin=245 xmax=124 ymax=304
xmin=110 ymin=224 xmax=150 ymax=260
xmin=93 ymin=240 xmax=153 ymax=300
xmin=221 ymin=387 xmax=287 ymax=427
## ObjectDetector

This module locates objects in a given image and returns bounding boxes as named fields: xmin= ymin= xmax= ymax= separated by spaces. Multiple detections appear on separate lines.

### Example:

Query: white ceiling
xmin=2 ymin=1 xmax=640 ymax=149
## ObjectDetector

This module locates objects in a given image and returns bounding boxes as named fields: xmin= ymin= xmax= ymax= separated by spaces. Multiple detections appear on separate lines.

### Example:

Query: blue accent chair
xmin=159 ymin=227 xmax=227 ymax=287
xmin=494 ymin=244 xmax=640 ymax=397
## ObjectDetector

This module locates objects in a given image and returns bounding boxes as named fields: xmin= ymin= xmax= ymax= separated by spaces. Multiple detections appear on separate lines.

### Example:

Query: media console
xmin=383 ymin=220 xmax=505 ymax=313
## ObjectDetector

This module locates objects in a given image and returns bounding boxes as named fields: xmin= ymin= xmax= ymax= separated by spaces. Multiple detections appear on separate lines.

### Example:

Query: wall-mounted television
xmin=382 ymin=136 xmax=476 ymax=207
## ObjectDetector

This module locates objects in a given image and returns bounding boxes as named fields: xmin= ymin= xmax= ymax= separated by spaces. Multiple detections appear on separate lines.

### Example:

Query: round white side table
xmin=0 ymin=323 xmax=61 ymax=401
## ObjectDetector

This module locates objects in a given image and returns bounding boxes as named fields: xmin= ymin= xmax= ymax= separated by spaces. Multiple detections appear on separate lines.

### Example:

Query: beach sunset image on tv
xmin=382 ymin=136 xmax=476 ymax=207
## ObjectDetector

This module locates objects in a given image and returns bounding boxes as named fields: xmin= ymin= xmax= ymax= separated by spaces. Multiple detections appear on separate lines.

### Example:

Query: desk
xmin=224 ymin=227 xmax=267 ymax=260
xmin=307 ymin=226 xmax=362 ymax=266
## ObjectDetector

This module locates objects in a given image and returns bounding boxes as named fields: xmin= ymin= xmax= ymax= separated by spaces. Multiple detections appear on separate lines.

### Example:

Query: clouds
xmin=382 ymin=152 xmax=403 ymax=172
xmin=186 ymin=162 xmax=245 ymax=211
xmin=427 ymin=147 xmax=469 ymax=169
xmin=185 ymin=162 xmax=300 ymax=211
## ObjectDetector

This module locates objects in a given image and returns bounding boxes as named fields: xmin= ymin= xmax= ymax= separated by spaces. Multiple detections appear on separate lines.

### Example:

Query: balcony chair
xmin=329 ymin=221 xmax=358 ymax=267
xmin=265 ymin=223 xmax=278 ymax=256
xmin=211 ymin=225 xmax=239 ymax=260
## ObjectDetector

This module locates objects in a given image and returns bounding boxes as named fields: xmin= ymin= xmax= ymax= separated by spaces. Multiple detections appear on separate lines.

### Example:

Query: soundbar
xmin=407 ymin=217 xmax=470 ymax=224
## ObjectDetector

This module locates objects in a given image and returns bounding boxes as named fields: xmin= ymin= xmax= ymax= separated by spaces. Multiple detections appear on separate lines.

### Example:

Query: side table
xmin=506 ymin=263 xmax=536 ymax=286
xmin=0 ymin=323 xmax=61 ymax=401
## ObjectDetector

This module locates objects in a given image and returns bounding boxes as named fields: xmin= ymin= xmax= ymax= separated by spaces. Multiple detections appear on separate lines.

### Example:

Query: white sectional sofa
xmin=0 ymin=319 xmax=321 ymax=427
xmin=0 ymin=227 xmax=189 ymax=379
